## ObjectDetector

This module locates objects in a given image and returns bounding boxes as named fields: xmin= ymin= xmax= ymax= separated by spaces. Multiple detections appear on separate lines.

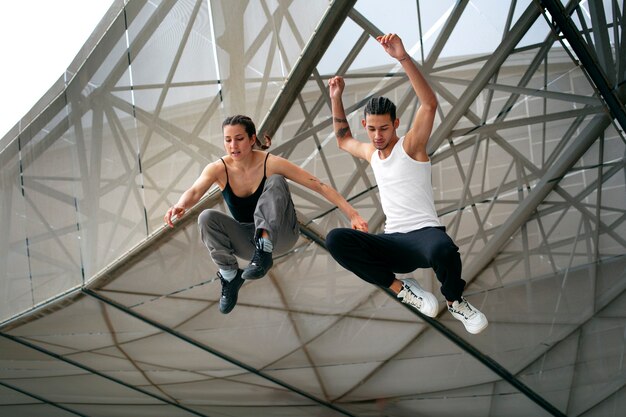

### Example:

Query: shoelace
xmin=250 ymin=241 xmax=265 ymax=266
xmin=220 ymin=277 xmax=230 ymax=297
xmin=399 ymin=286 xmax=423 ymax=308
xmin=451 ymin=300 xmax=476 ymax=319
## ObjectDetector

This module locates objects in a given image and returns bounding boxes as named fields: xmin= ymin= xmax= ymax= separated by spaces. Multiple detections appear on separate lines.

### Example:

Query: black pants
xmin=326 ymin=227 xmax=466 ymax=302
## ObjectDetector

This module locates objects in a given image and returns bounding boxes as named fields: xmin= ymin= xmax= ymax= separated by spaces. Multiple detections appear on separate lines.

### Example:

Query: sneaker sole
xmin=463 ymin=315 xmax=488 ymax=334
xmin=242 ymin=262 xmax=273 ymax=280
xmin=241 ymin=270 xmax=268 ymax=280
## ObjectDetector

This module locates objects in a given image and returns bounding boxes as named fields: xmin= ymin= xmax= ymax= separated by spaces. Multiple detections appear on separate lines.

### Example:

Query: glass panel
xmin=0 ymin=142 xmax=32 ymax=321
xmin=66 ymin=7 xmax=149 ymax=279
xmin=17 ymin=105 xmax=83 ymax=306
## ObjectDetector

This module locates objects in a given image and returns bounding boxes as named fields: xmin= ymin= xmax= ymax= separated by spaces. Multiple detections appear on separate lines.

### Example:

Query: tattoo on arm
xmin=336 ymin=126 xmax=351 ymax=139
xmin=333 ymin=116 xmax=348 ymax=123
xmin=309 ymin=178 xmax=326 ymax=188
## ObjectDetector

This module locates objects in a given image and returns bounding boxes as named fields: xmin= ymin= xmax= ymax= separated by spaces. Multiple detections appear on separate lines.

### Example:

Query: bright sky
xmin=0 ymin=0 xmax=115 ymax=140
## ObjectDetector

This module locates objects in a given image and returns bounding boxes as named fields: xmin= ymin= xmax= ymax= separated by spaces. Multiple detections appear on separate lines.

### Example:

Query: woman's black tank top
xmin=220 ymin=153 xmax=269 ymax=223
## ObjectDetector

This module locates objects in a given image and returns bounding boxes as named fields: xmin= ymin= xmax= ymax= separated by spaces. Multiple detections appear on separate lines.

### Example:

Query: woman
xmin=164 ymin=115 xmax=368 ymax=314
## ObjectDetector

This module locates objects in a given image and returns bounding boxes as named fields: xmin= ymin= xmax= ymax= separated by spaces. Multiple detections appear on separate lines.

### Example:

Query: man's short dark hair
xmin=364 ymin=96 xmax=396 ymax=121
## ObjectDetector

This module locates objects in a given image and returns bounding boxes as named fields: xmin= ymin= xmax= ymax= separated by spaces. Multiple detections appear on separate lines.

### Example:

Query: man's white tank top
xmin=370 ymin=136 xmax=441 ymax=233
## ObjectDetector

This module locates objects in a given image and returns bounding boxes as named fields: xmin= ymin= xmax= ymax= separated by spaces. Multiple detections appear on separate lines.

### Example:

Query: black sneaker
xmin=242 ymin=239 xmax=273 ymax=280
xmin=218 ymin=269 xmax=244 ymax=314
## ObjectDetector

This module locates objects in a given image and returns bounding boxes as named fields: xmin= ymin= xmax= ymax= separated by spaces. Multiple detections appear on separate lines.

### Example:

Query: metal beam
xmin=0 ymin=380 xmax=87 ymax=417
xmin=0 ymin=332 xmax=210 ymax=417
xmin=540 ymin=0 xmax=626 ymax=133
xmin=257 ymin=0 xmax=357 ymax=138
xmin=424 ymin=0 xmax=469 ymax=69
xmin=427 ymin=2 xmax=541 ymax=154
xmin=382 ymin=287 xmax=568 ymax=417
xmin=464 ymin=110 xmax=612 ymax=280
xmin=82 ymin=288 xmax=358 ymax=417
xmin=588 ymin=0 xmax=616 ymax=82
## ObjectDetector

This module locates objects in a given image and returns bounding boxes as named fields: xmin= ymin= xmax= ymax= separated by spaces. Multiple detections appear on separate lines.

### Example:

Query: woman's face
xmin=223 ymin=124 xmax=255 ymax=160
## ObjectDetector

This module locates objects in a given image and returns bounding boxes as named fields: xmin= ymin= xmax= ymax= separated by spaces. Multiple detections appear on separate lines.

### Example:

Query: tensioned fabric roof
xmin=1 ymin=1 xmax=625 ymax=416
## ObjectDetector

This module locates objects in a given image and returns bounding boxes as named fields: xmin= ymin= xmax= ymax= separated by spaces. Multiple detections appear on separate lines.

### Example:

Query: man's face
xmin=362 ymin=114 xmax=399 ymax=150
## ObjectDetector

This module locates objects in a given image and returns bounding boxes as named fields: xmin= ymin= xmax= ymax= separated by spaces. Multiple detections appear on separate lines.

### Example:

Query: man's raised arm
xmin=329 ymin=76 xmax=372 ymax=161
xmin=377 ymin=33 xmax=438 ymax=161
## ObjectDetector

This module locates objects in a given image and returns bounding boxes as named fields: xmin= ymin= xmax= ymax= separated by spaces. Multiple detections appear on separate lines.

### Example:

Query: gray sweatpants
xmin=197 ymin=175 xmax=299 ymax=272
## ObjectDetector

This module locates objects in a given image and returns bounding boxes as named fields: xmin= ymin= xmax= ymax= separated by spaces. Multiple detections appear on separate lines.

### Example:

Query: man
xmin=326 ymin=33 xmax=487 ymax=334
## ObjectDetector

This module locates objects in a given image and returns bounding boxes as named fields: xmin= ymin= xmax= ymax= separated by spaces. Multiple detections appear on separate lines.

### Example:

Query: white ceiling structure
xmin=1 ymin=0 xmax=625 ymax=416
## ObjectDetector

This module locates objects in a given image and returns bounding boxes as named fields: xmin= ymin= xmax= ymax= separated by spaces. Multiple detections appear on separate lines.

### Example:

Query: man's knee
xmin=431 ymin=238 xmax=460 ymax=265
xmin=326 ymin=228 xmax=353 ymax=253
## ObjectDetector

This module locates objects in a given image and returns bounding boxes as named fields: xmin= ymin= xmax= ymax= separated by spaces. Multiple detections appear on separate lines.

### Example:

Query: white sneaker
xmin=397 ymin=278 xmax=439 ymax=317
xmin=448 ymin=298 xmax=488 ymax=334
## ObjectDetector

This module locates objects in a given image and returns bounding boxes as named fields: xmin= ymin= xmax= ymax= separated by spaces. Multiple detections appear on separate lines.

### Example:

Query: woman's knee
xmin=265 ymin=174 xmax=288 ymax=191
xmin=198 ymin=209 xmax=222 ymax=230
xmin=260 ymin=175 xmax=291 ymax=205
